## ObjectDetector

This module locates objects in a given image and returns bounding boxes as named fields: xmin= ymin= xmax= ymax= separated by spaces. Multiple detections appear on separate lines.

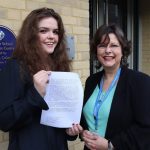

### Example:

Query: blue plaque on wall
xmin=0 ymin=25 xmax=16 ymax=71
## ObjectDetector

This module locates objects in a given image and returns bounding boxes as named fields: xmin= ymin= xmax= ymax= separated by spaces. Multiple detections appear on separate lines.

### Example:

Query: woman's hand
xmin=66 ymin=124 xmax=83 ymax=136
xmin=33 ymin=70 xmax=51 ymax=97
xmin=82 ymin=130 xmax=108 ymax=150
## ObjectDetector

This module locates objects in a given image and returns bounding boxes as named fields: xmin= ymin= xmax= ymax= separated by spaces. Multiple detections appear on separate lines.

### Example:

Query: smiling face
xmin=38 ymin=17 xmax=59 ymax=58
xmin=97 ymin=33 xmax=122 ymax=71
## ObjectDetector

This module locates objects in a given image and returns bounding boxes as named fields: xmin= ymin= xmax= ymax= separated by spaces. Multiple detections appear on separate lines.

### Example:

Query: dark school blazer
xmin=0 ymin=59 xmax=76 ymax=150
xmin=81 ymin=66 xmax=150 ymax=150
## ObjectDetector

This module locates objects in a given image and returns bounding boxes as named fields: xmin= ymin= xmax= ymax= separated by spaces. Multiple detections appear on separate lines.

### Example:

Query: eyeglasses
xmin=97 ymin=43 xmax=121 ymax=50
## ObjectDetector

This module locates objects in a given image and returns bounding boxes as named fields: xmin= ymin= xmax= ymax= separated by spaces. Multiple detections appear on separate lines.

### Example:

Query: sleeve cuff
xmin=27 ymin=86 xmax=49 ymax=110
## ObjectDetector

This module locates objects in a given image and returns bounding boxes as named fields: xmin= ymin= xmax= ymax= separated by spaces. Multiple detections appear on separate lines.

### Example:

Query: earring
xmin=121 ymin=56 xmax=127 ymax=66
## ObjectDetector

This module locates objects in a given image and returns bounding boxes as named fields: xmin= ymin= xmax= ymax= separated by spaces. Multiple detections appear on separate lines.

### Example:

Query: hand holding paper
xmin=40 ymin=72 xmax=83 ymax=128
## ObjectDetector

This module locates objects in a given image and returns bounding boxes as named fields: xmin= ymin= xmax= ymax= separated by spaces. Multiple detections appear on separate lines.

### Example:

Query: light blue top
xmin=83 ymin=84 xmax=117 ymax=137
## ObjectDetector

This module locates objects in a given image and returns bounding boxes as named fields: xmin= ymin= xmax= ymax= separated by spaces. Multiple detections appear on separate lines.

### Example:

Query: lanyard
xmin=93 ymin=68 xmax=121 ymax=130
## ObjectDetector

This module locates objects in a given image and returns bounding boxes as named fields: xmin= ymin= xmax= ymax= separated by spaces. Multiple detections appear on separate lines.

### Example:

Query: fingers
xmin=66 ymin=128 xmax=77 ymax=136
xmin=33 ymin=70 xmax=51 ymax=97
xmin=83 ymin=136 xmax=97 ymax=150
xmin=82 ymin=130 xmax=92 ymax=138
xmin=83 ymin=131 xmax=107 ymax=150
xmin=66 ymin=124 xmax=83 ymax=136
xmin=83 ymin=130 xmax=98 ymax=140
xmin=75 ymin=124 xmax=83 ymax=132
xmin=83 ymin=136 xmax=94 ymax=143
xmin=34 ymin=70 xmax=50 ymax=84
xmin=47 ymin=71 xmax=51 ymax=83
xmin=84 ymin=139 xmax=96 ymax=150
xmin=47 ymin=71 xmax=51 ymax=76
xmin=72 ymin=124 xmax=83 ymax=134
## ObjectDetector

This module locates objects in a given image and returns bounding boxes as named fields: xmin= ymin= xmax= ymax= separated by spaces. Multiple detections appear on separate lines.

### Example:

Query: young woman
xmin=0 ymin=7 xmax=77 ymax=150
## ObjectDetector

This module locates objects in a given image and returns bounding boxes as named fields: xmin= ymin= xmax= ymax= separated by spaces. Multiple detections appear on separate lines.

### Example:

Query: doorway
xmin=89 ymin=0 xmax=139 ymax=74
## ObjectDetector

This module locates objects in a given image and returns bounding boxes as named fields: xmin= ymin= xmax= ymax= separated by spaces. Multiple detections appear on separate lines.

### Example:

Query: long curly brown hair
xmin=13 ymin=7 xmax=71 ymax=76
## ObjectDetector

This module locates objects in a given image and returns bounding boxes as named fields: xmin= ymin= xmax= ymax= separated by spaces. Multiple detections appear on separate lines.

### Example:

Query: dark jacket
xmin=0 ymin=59 xmax=75 ymax=150
xmin=81 ymin=67 xmax=150 ymax=150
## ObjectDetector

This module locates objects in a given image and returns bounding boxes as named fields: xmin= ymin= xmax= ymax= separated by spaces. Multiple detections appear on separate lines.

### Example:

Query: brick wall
xmin=0 ymin=0 xmax=89 ymax=149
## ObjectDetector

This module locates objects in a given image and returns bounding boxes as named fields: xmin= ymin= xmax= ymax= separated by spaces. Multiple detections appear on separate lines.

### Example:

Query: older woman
xmin=71 ymin=24 xmax=150 ymax=150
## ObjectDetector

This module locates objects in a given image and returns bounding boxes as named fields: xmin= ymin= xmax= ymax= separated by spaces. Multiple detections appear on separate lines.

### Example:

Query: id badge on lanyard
xmin=93 ymin=68 xmax=121 ymax=130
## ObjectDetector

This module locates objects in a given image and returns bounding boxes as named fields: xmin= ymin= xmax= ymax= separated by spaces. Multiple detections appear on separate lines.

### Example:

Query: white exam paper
xmin=40 ymin=71 xmax=83 ymax=128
